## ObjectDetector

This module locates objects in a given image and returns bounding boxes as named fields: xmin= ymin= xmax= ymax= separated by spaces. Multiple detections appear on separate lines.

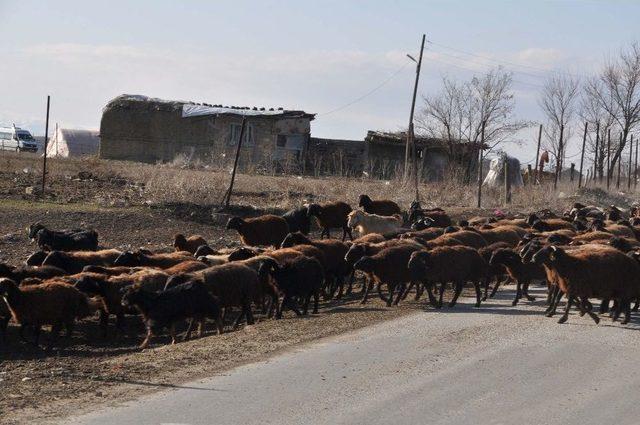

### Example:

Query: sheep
xmin=353 ymin=244 xmax=423 ymax=306
xmin=307 ymin=201 xmax=353 ymax=241
xmin=408 ymin=246 xmax=486 ymax=309
xmin=417 ymin=230 xmax=487 ymax=249
xmin=113 ymin=250 xmax=193 ymax=269
xmin=163 ymin=260 xmax=209 ymax=275
xmin=471 ymin=226 xmax=522 ymax=247
xmin=0 ymin=263 xmax=66 ymax=283
xmin=607 ymin=205 xmax=623 ymax=221
xmin=345 ymin=238 xmax=424 ymax=302
xmin=353 ymin=233 xmax=387 ymax=244
xmin=477 ymin=242 xmax=512 ymax=301
xmin=400 ymin=227 xmax=445 ymax=242
xmin=198 ymin=254 xmax=231 ymax=266
xmin=33 ymin=227 xmax=99 ymax=252
xmin=226 ymin=215 xmax=290 ymax=248
xmin=25 ymin=250 xmax=48 ymax=266
xmin=347 ymin=210 xmax=403 ymax=236
xmin=489 ymin=248 xmax=546 ymax=306
xmin=358 ymin=195 xmax=402 ymax=217
xmin=173 ymin=234 xmax=208 ymax=254
xmin=0 ymin=297 xmax=10 ymax=341
xmin=280 ymin=232 xmax=350 ymax=299
xmin=82 ymin=265 xmax=145 ymax=276
xmin=260 ymin=256 xmax=324 ymax=318
xmin=531 ymin=245 xmax=640 ymax=324
xmin=608 ymin=236 xmax=640 ymax=253
xmin=0 ymin=278 xmax=92 ymax=349
xmin=168 ymin=263 xmax=260 ymax=329
xmin=408 ymin=207 xmax=452 ymax=229
xmin=42 ymin=249 xmax=123 ymax=274
xmin=121 ymin=282 xmax=223 ymax=349
xmin=531 ymin=218 xmax=574 ymax=232
xmin=282 ymin=206 xmax=311 ymax=234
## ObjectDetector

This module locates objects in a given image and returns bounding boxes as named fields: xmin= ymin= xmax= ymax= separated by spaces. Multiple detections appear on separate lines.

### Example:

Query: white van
xmin=0 ymin=125 xmax=39 ymax=152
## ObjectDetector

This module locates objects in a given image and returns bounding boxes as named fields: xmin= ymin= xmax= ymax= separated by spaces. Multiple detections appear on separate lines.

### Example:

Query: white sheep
xmin=347 ymin=210 xmax=403 ymax=236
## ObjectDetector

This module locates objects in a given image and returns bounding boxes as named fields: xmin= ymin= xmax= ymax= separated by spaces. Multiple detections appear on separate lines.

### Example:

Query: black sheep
xmin=260 ymin=256 xmax=324 ymax=318
xmin=282 ymin=206 xmax=311 ymax=235
xmin=34 ymin=227 xmax=99 ymax=252
xmin=121 ymin=282 xmax=223 ymax=349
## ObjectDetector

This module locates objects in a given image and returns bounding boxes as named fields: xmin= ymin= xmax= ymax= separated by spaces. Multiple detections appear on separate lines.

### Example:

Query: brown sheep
xmin=531 ymin=245 xmax=640 ymax=324
xmin=417 ymin=230 xmax=487 ymax=249
xmin=471 ymin=227 xmax=522 ymax=247
xmin=358 ymin=194 xmax=402 ymax=216
xmin=0 ymin=263 xmax=66 ymax=283
xmin=307 ymin=201 xmax=353 ymax=241
xmin=531 ymin=218 xmax=574 ymax=232
xmin=0 ymin=278 xmax=92 ymax=349
xmin=42 ymin=249 xmax=123 ymax=274
xmin=280 ymin=232 xmax=350 ymax=299
xmin=226 ymin=215 xmax=290 ymax=248
xmin=352 ymin=233 xmax=387 ymax=244
xmin=163 ymin=260 xmax=209 ymax=275
xmin=408 ymin=246 xmax=486 ymax=308
xmin=489 ymin=248 xmax=546 ymax=306
xmin=353 ymin=244 xmax=423 ymax=306
xmin=169 ymin=263 xmax=260 ymax=329
xmin=477 ymin=242 xmax=512 ymax=301
xmin=173 ymin=234 xmax=208 ymax=254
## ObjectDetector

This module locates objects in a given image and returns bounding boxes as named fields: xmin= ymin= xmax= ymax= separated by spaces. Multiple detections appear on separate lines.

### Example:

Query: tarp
xmin=483 ymin=154 xmax=523 ymax=187
xmin=182 ymin=104 xmax=288 ymax=118
xmin=46 ymin=128 xmax=100 ymax=157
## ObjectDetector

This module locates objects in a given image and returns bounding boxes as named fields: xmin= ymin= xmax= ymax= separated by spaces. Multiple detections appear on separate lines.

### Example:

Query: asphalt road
xmin=65 ymin=287 xmax=640 ymax=425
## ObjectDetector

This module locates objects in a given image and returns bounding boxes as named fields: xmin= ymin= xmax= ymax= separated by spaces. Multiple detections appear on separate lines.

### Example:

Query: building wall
xmin=99 ymin=105 xmax=311 ymax=168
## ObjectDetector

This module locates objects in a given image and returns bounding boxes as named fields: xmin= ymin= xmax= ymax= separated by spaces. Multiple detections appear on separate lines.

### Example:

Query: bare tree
xmin=589 ymin=42 xmax=640 ymax=174
xmin=417 ymin=67 xmax=529 ymax=181
xmin=580 ymin=77 xmax=618 ymax=180
xmin=539 ymin=73 xmax=580 ymax=187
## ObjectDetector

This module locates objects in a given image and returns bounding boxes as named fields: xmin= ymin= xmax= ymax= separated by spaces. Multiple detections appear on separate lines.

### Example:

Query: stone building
xmin=99 ymin=95 xmax=315 ymax=168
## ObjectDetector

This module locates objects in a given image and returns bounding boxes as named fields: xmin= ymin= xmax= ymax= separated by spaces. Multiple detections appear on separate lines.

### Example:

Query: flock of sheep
xmin=1 ymin=195 xmax=640 ymax=352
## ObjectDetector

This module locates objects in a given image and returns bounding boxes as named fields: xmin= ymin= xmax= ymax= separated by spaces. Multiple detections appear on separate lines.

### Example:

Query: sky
xmin=1 ymin=0 xmax=639 ymax=165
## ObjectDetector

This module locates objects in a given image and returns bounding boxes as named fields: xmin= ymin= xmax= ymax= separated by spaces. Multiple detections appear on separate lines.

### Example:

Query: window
xmin=0 ymin=132 xmax=11 ymax=140
xmin=229 ymin=123 xmax=254 ymax=146
xmin=17 ymin=132 xmax=34 ymax=141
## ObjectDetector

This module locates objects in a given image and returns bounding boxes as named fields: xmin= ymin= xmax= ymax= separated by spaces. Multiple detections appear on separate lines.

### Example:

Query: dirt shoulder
xmin=0 ymin=200 xmax=423 ymax=424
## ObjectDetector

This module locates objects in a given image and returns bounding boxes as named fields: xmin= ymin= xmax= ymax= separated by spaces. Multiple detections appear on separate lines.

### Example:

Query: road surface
xmin=65 ymin=287 xmax=640 ymax=425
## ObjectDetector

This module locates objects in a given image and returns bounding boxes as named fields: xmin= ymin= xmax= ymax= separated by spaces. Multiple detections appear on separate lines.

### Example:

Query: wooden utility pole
xmin=606 ymin=129 xmax=611 ymax=190
xmin=616 ymin=133 xmax=622 ymax=189
xmin=404 ymin=34 xmax=426 ymax=185
xmin=627 ymin=134 xmax=633 ymax=190
xmin=41 ymin=95 xmax=50 ymax=196
xmin=578 ymin=122 xmax=587 ymax=188
xmin=593 ymin=122 xmax=599 ymax=183
xmin=222 ymin=116 xmax=247 ymax=209
xmin=554 ymin=124 xmax=564 ymax=190
xmin=533 ymin=124 xmax=542 ymax=184
xmin=635 ymin=134 xmax=638 ymax=189
xmin=476 ymin=121 xmax=485 ymax=208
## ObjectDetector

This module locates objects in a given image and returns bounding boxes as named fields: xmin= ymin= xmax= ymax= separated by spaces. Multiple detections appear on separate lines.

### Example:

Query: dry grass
xmin=1 ymin=151 xmax=637 ymax=215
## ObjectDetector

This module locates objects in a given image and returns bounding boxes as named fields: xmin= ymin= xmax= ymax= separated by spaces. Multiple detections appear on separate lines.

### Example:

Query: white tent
xmin=46 ymin=127 xmax=100 ymax=157
xmin=483 ymin=154 xmax=523 ymax=188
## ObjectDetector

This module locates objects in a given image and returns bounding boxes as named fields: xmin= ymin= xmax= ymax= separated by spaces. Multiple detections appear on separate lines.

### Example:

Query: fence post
xmin=570 ymin=163 xmax=575 ymax=182
xmin=527 ymin=164 xmax=532 ymax=185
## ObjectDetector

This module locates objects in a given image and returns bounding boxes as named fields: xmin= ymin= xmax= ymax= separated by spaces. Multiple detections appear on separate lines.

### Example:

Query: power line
xmin=318 ymin=62 xmax=411 ymax=116
xmin=427 ymin=39 xmax=588 ymax=80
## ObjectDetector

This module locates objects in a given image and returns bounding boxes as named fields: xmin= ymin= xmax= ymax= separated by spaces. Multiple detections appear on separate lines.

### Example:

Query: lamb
xmin=307 ymin=201 xmax=353 ymax=241
xmin=531 ymin=245 xmax=640 ymax=324
xmin=407 ymin=246 xmax=486 ymax=309
xmin=353 ymin=244 xmax=423 ymax=307
xmin=281 ymin=206 xmax=312 ymax=235
xmin=173 ymin=234 xmax=208 ymax=254
xmin=489 ymin=248 xmax=546 ymax=306
xmin=358 ymin=195 xmax=402 ymax=217
xmin=0 ymin=263 xmax=66 ymax=283
xmin=226 ymin=215 xmax=290 ymax=248
xmin=0 ymin=278 xmax=92 ymax=349
xmin=347 ymin=210 xmax=403 ymax=236
xmin=42 ymin=249 xmax=123 ymax=274
xmin=33 ymin=227 xmax=99 ymax=252
xmin=260 ymin=256 xmax=324 ymax=318
xmin=121 ymin=282 xmax=223 ymax=349
xmin=113 ymin=250 xmax=193 ymax=269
